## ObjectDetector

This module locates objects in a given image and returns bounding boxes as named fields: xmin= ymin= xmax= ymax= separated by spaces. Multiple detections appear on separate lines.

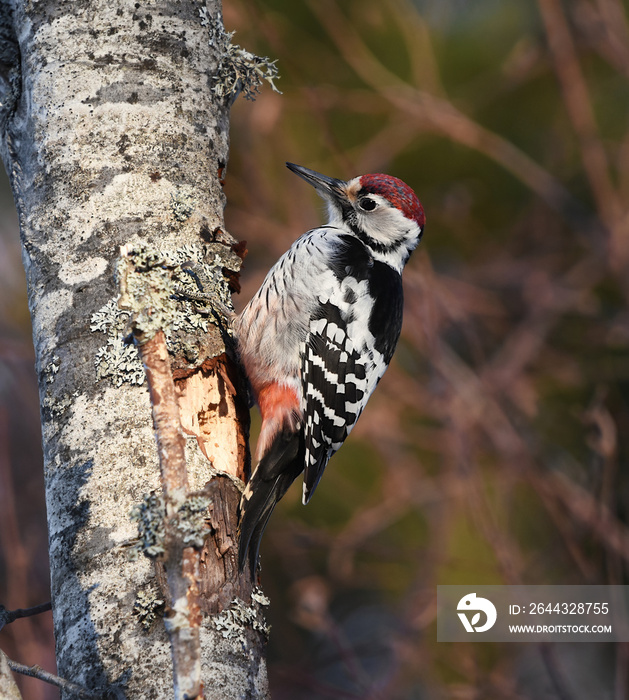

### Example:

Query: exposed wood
xmin=175 ymin=355 xmax=251 ymax=482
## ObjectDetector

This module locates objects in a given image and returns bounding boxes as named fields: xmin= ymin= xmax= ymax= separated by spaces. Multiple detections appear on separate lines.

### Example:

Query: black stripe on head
xmin=340 ymin=209 xmax=412 ymax=258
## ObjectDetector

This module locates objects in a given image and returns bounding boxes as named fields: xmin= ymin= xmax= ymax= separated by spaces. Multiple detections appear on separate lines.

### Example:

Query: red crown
xmin=359 ymin=174 xmax=425 ymax=229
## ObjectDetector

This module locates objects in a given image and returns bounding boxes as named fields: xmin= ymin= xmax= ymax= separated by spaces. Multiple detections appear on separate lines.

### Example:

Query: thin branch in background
xmin=617 ymin=132 xmax=629 ymax=203
xmin=535 ymin=487 xmax=599 ymax=581
xmin=300 ymin=85 xmax=360 ymax=175
xmin=455 ymin=428 xmax=525 ymax=585
xmin=0 ymin=603 xmax=51 ymax=633
xmin=352 ymin=114 xmax=425 ymax=174
xmin=381 ymin=0 xmax=446 ymax=95
xmin=531 ymin=469 xmax=629 ymax=565
xmin=594 ymin=0 xmax=629 ymax=76
xmin=480 ymin=261 xmax=598 ymax=393
xmin=573 ymin=1 xmax=629 ymax=79
xmin=322 ymin=621 xmax=376 ymax=699
xmin=614 ymin=642 xmax=629 ymax=700
xmin=539 ymin=644 xmax=577 ymax=700
xmin=538 ymin=0 xmax=628 ymax=267
xmin=4 ymin=652 xmax=103 ymax=700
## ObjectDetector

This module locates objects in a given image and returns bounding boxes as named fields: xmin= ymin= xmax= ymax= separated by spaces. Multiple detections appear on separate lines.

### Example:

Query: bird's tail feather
xmin=238 ymin=429 xmax=304 ymax=579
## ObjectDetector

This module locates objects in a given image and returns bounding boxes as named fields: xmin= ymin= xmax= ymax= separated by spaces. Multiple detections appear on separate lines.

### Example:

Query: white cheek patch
xmin=359 ymin=208 xmax=421 ymax=273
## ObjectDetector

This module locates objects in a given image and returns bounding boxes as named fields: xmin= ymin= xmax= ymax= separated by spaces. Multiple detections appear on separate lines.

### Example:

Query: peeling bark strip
xmin=0 ymin=0 xmax=270 ymax=697
xmin=135 ymin=329 xmax=202 ymax=700
xmin=136 ymin=332 xmax=189 ymax=496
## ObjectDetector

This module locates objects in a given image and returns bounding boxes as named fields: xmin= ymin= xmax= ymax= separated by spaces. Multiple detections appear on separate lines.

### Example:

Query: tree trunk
xmin=0 ymin=651 xmax=22 ymax=700
xmin=0 ymin=0 xmax=269 ymax=697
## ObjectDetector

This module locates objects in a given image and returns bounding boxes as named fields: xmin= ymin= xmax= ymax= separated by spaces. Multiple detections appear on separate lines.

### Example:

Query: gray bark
xmin=0 ymin=0 xmax=269 ymax=697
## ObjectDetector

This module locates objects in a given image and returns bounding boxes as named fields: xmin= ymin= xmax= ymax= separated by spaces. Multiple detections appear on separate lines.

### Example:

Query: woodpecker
xmin=235 ymin=162 xmax=425 ymax=577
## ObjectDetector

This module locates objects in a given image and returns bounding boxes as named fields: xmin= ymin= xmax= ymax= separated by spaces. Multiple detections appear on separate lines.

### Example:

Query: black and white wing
xmin=300 ymin=302 xmax=371 ymax=504
xmin=300 ymin=261 xmax=404 ymax=504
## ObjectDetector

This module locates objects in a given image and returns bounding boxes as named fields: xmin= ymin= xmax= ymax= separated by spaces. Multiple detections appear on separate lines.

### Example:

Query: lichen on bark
xmin=91 ymin=239 xmax=240 ymax=387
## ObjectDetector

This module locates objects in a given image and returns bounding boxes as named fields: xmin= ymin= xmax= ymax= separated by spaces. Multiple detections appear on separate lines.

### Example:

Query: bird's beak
xmin=286 ymin=162 xmax=348 ymax=204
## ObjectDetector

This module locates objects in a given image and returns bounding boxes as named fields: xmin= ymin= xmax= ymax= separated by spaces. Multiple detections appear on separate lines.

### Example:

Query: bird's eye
xmin=358 ymin=197 xmax=378 ymax=212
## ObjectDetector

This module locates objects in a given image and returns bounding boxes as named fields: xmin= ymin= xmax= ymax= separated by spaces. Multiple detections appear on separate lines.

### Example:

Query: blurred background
xmin=2 ymin=0 xmax=629 ymax=697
